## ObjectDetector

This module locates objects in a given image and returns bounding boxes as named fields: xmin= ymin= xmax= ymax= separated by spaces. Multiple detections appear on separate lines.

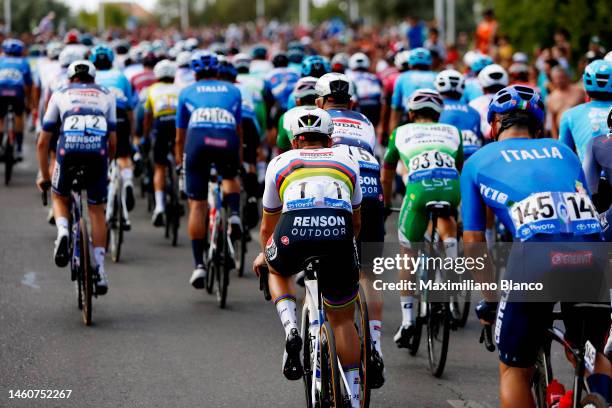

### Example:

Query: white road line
xmin=21 ymin=271 xmax=40 ymax=289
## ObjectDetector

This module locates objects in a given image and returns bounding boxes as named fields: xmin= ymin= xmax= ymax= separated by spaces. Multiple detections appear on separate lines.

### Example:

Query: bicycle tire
xmin=301 ymin=303 xmax=314 ymax=408
xmin=79 ymin=219 xmax=93 ymax=326
xmin=408 ymin=300 xmax=423 ymax=356
xmin=580 ymin=393 xmax=608 ymax=408
xmin=319 ymin=321 xmax=343 ymax=408
xmin=216 ymin=206 xmax=230 ymax=309
xmin=532 ymin=345 xmax=553 ymax=408
xmin=456 ymin=291 xmax=471 ymax=328
xmin=206 ymin=259 xmax=216 ymax=295
xmin=427 ymin=302 xmax=450 ymax=378
xmin=355 ymin=287 xmax=371 ymax=408
xmin=171 ymin=204 xmax=180 ymax=247
xmin=109 ymin=195 xmax=122 ymax=263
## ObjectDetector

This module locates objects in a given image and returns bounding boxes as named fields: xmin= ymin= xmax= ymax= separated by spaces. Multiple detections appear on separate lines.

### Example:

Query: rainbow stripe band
xmin=323 ymin=288 xmax=359 ymax=310
xmin=275 ymin=159 xmax=357 ymax=198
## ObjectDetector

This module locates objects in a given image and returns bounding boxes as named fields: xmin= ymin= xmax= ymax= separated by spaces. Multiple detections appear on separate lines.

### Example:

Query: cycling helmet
xmin=28 ymin=45 xmax=44 ymax=57
xmin=289 ymin=106 xmax=334 ymax=138
xmin=80 ymin=34 xmax=94 ymax=47
xmin=128 ymin=46 xmax=145 ymax=64
xmin=509 ymin=62 xmax=529 ymax=75
xmin=470 ymin=54 xmax=493 ymax=74
xmin=349 ymin=52 xmax=370 ymax=71
xmin=2 ymin=39 xmax=25 ymax=56
xmin=301 ymin=55 xmax=331 ymax=78
xmin=288 ymin=49 xmax=304 ymax=65
xmin=154 ymin=59 xmax=177 ymax=80
xmin=89 ymin=44 xmax=115 ymax=65
xmin=512 ymin=52 xmax=528 ymax=64
xmin=394 ymin=50 xmax=410 ymax=70
xmin=331 ymin=53 xmax=349 ymax=72
xmin=67 ymin=60 xmax=96 ymax=81
xmin=59 ymin=48 xmax=85 ymax=68
xmin=142 ymin=51 xmax=158 ymax=67
xmin=184 ymin=38 xmax=199 ymax=51
xmin=232 ymin=53 xmax=251 ymax=72
xmin=176 ymin=51 xmax=192 ymax=68
xmin=46 ymin=42 xmax=63 ymax=60
xmin=583 ymin=59 xmax=612 ymax=94
xmin=294 ymin=76 xmax=318 ymax=99
xmin=272 ymin=52 xmax=289 ymax=68
xmin=287 ymin=41 xmax=305 ymax=53
xmin=478 ymin=64 xmax=509 ymax=89
xmin=190 ymin=51 xmax=219 ymax=74
xmin=407 ymin=89 xmax=444 ymax=113
xmin=606 ymin=52 xmax=612 ymax=63
xmin=408 ymin=48 xmax=432 ymax=68
xmin=463 ymin=50 xmax=480 ymax=69
xmin=251 ymin=44 xmax=267 ymax=60
xmin=64 ymin=30 xmax=80 ymax=45
xmin=315 ymin=73 xmax=352 ymax=99
xmin=435 ymin=69 xmax=465 ymax=95
xmin=218 ymin=56 xmax=237 ymax=79
xmin=487 ymin=85 xmax=545 ymax=125
xmin=114 ymin=40 xmax=130 ymax=55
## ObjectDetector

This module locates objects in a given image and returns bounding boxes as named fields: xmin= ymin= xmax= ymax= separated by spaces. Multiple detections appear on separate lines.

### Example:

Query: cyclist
xmin=331 ymin=52 xmax=349 ymax=74
xmin=175 ymin=51 xmax=243 ymax=289
xmin=276 ymin=76 xmax=318 ymax=152
xmin=379 ymin=50 xmax=409 ymax=147
xmin=174 ymin=51 xmax=195 ymax=90
xmin=249 ymin=44 xmax=273 ymax=78
xmin=90 ymin=45 xmax=137 ymax=227
xmin=390 ymin=47 xmax=437 ymax=130
xmin=461 ymin=85 xmax=611 ymax=407
xmin=559 ymin=59 xmax=612 ymax=162
xmin=252 ymin=106 xmax=363 ymax=407
xmin=285 ymin=55 xmax=331 ymax=111
xmin=143 ymin=59 xmax=179 ymax=227
xmin=461 ymin=53 xmax=493 ymax=103
xmin=469 ymin=64 xmax=509 ymax=140
xmin=266 ymin=52 xmax=299 ymax=132
xmin=346 ymin=52 xmax=383 ymax=129
xmin=435 ymin=69 xmax=484 ymax=159
xmin=382 ymin=89 xmax=463 ymax=347
xmin=234 ymin=52 xmax=273 ymax=140
xmin=287 ymin=48 xmax=304 ymax=75
xmin=0 ymin=39 xmax=33 ymax=162
xmin=36 ymin=60 xmax=117 ymax=294
xmin=315 ymin=72 xmax=386 ymax=388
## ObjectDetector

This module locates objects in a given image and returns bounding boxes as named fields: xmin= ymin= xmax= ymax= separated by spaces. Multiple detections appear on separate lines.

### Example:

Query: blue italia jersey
xmin=266 ymin=67 xmax=299 ymax=110
xmin=391 ymin=70 xmax=437 ymax=111
xmin=176 ymin=79 xmax=242 ymax=139
xmin=461 ymin=137 xmax=601 ymax=242
xmin=439 ymin=97 xmax=483 ymax=158
xmin=0 ymin=56 xmax=32 ymax=98
xmin=559 ymin=100 xmax=612 ymax=162
xmin=95 ymin=69 xmax=134 ymax=111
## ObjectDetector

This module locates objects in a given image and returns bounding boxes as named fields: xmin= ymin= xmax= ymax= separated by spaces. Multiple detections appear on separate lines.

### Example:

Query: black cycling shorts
xmin=52 ymin=152 xmax=108 ymax=205
xmin=0 ymin=96 xmax=25 ymax=117
xmin=116 ymin=109 xmax=132 ymax=158
xmin=242 ymin=117 xmax=260 ymax=165
xmin=357 ymin=198 xmax=385 ymax=268
xmin=152 ymin=118 xmax=175 ymax=165
xmin=265 ymin=208 xmax=360 ymax=308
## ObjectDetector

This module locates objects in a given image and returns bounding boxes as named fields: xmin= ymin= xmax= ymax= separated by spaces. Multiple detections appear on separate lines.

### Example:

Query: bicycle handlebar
xmin=480 ymin=325 xmax=496 ymax=352
xmin=258 ymin=264 xmax=271 ymax=301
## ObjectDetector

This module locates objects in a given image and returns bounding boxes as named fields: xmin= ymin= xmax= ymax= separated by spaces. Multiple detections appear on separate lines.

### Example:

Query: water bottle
xmin=545 ymin=379 xmax=565 ymax=408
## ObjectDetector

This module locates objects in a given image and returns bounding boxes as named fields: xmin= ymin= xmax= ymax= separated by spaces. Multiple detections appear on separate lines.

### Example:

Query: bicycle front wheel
xmin=427 ymin=302 xmax=450 ymax=377
xmin=532 ymin=345 xmax=553 ymax=408
xmin=79 ymin=219 xmax=93 ymax=326
xmin=216 ymin=207 xmax=230 ymax=308
xmin=319 ymin=321 xmax=343 ymax=408
xmin=355 ymin=288 xmax=371 ymax=408
xmin=301 ymin=303 xmax=314 ymax=408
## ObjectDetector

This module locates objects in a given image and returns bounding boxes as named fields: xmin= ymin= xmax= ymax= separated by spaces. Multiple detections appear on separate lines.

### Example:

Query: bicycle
xmin=233 ymin=185 xmax=248 ymax=277
xmin=1 ymin=106 xmax=16 ymax=185
xmin=137 ymin=140 xmax=155 ymax=213
xmin=106 ymin=161 xmax=128 ymax=263
xmin=163 ymin=154 xmax=183 ymax=246
xmin=260 ymin=258 xmax=372 ymax=407
xmin=42 ymin=167 xmax=99 ymax=326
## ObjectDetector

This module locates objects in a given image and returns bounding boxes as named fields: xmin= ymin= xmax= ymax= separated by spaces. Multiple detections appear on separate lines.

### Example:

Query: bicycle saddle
xmin=425 ymin=201 xmax=452 ymax=218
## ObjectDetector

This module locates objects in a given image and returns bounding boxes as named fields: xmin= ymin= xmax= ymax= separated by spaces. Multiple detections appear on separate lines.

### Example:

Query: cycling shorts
xmin=0 ymin=96 xmax=25 ymax=117
xmin=152 ymin=117 xmax=175 ymax=165
xmin=398 ymin=180 xmax=460 ymax=247
xmin=265 ymin=208 xmax=360 ymax=308
xmin=52 ymin=152 xmax=108 ymax=205
xmin=357 ymin=198 xmax=385 ymax=269
xmin=242 ymin=117 xmax=260 ymax=165
xmin=185 ymin=133 xmax=239 ymax=200
xmin=116 ymin=109 xmax=132 ymax=158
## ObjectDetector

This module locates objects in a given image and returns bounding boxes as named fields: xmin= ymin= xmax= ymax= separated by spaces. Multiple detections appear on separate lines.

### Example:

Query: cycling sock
xmin=154 ymin=191 xmax=165 ymax=212
xmin=224 ymin=192 xmax=240 ymax=217
xmin=485 ymin=228 xmax=495 ymax=251
xmin=93 ymin=247 xmax=106 ymax=271
xmin=586 ymin=373 xmax=611 ymax=402
xmin=369 ymin=320 xmax=383 ymax=356
xmin=191 ymin=239 xmax=205 ymax=267
xmin=56 ymin=217 xmax=69 ymax=237
xmin=274 ymin=294 xmax=297 ymax=337
xmin=444 ymin=237 xmax=458 ymax=259
xmin=400 ymin=295 xmax=416 ymax=326
xmin=342 ymin=365 xmax=361 ymax=408
xmin=120 ymin=168 xmax=134 ymax=184
xmin=15 ymin=132 xmax=23 ymax=152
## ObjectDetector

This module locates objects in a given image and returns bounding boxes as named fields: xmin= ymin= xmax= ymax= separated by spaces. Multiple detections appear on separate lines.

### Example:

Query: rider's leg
xmin=88 ymin=203 xmax=107 ymax=273
xmin=188 ymin=198 xmax=208 ymax=268
xmin=437 ymin=216 xmax=458 ymax=258
xmin=398 ymin=245 xmax=418 ymax=326
xmin=499 ymin=363 xmax=535 ymax=408
xmin=222 ymin=177 xmax=242 ymax=239
xmin=117 ymin=156 xmax=134 ymax=213
xmin=14 ymin=113 xmax=24 ymax=155
xmin=153 ymin=163 xmax=166 ymax=211
xmin=52 ymin=193 xmax=70 ymax=267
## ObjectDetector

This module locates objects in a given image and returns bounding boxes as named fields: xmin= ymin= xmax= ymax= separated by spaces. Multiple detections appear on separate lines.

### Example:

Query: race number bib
xmin=407 ymin=151 xmax=457 ymax=182
xmin=462 ymin=130 xmax=482 ymax=155
xmin=190 ymin=107 xmax=236 ymax=128
xmin=347 ymin=146 xmax=381 ymax=200
xmin=283 ymin=178 xmax=352 ymax=212
xmin=510 ymin=192 xmax=600 ymax=240
xmin=0 ymin=68 xmax=22 ymax=82
xmin=62 ymin=114 xmax=107 ymax=151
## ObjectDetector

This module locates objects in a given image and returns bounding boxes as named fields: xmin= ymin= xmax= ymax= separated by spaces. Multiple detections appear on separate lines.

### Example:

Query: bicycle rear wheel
xmin=532 ymin=345 xmax=553 ymax=408
xmin=301 ymin=303 xmax=314 ymax=408
xmin=216 ymin=207 xmax=230 ymax=308
xmin=79 ymin=219 xmax=93 ymax=326
xmin=427 ymin=302 xmax=450 ymax=377
xmin=355 ymin=287 xmax=371 ymax=408
xmin=408 ymin=300 xmax=423 ymax=356
xmin=319 ymin=321 xmax=343 ymax=408
xmin=108 ymin=195 xmax=123 ymax=263
xmin=235 ymin=191 xmax=247 ymax=277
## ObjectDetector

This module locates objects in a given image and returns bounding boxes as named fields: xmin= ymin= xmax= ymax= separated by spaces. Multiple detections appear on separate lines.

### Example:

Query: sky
xmin=60 ymin=0 xmax=156 ymax=13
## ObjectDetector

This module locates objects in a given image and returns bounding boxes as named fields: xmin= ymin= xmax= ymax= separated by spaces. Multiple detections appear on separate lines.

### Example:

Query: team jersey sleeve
xmin=144 ymin=88 xmax=153 ymax=113
xmin=383 ymin=129 xmax=400 ymax=168
xmin=123 ymin=75 xmax=134 ymax=110
xmin=460 ymin=158 xmax=486 ymax=232
xmin=390 ymin=76 xmax=402 ymax=110
xmin=582 ymin=138 xmax=601 ymax=194
xmin=41 ymin=92 xmax=60 ymax=131
xmin=176 ymin=89 xmax=190 ymax=129
xmin=558 ymin=110 xmax=575 ymax=151
xmin=455 ymin=128 xmax=464 ymax=170
xmin=262 ymin=157 xmax=283 ymax=215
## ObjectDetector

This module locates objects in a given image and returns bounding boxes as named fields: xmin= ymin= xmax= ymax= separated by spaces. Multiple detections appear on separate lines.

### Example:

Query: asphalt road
xmin=0 ymin=141 xmax=572 ymax=408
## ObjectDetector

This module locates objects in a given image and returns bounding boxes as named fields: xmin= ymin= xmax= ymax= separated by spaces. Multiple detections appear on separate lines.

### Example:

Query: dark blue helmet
xmin=487 ymin=85 xmax=545 ymax=125
xmin=190 ymin=51 xmax=219 ymax=74
xmin=301 ymin=55 xmax=331 ymax=78
xmin=2 ymin=39 xmax=25 ymax=56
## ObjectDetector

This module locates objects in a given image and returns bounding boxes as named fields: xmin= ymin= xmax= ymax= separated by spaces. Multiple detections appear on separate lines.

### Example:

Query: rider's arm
xmin=558 ymin=109 xmax=575 ymax=152
xmin=174 ymin=91 xmax=189 ymax=166
xmin=582 ymin=138 xmax=601 ymax=196
xmin=381 ymin=129 xmax=399 ymax=207
xmin=37 ymin=130 xmax=52 ymax=181
xmin=108 ymin=131 xmax=117 ymax=160
xmin=390 ymin=77 xmax=403 ymax=130
xmin=260 ymin=157 xmax=283 ymax=249
xmin=106 ymin=96 xmax=118 ymax=159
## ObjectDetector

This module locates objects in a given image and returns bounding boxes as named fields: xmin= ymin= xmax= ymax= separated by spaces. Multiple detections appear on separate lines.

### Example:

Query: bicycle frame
xmin=207 ymin=174 xmax=235 ymax=262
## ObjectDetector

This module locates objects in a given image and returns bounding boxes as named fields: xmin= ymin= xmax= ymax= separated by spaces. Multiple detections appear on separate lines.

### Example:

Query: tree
xmin=0 ymin=0 xmax=70 ymax=34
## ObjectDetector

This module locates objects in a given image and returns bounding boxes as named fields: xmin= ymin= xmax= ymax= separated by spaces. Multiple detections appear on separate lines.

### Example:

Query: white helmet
xmin=154 ymin=59 xmax=177 ymax=80
xmin=46 ymin=42 xmax=63 ymax=60
xmin=435 ymin=69 xmax=465 ymax=95
xmin=294 ymin=76 xmax=318 ymax=99
xmin=349 ymin=52 xmax=370 ymax=70
xmin=232 ymin=53 xmax=251 ymax=71
xmin=289 ymin=106 xmax=334 ymax=138
xmin=407 ymin=88 xmax=444 ymax=113
xmin=463 ymin=50 xmax=480 ymax=68
xmin=512 ymin=52 xmax=529 ymax=64
xmin=315 ymin=72 xmax=352 ymax=98
xmin=331 ymin=53 xmax=349 ymax=70
xmin=478 ymin=64 xmax=509 ymax=89
xmin=394 ymin=50 xmax=410 ymax=69
xmin=176 ymin=51 xmax=192 ymax=67
xmin=605 ymin=51 xmax=612 ymax=62
xmin=59 ymin=48 xmax=85 ymax=68
xmin=67 ymin=60 xmax=96 ymax=80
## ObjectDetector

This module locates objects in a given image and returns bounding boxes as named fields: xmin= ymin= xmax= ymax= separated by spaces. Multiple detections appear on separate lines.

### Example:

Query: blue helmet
xmin=487 ymin=85 xmax=545 ymax=125
xmin=470 ymin=54 xmax=493 ymax=74
xmin=288 ymin=49 xmax=304 ymax=64
xmin=251 ymin=44 xmax=267 ymax=60
xmin=89 ymin=44 xmax=115 ymax=65
xmin=2 ymin=39 xmax=25 ymax=56
xmin=583 ymin=59 xmax=612 ymax=94
xmin=301 ymin=55 xmax=331 ymax=78
xmin=190 ymin=51 xmax=219 ymax=74
xmin=408 ymin=47 xmax=432 ymax=68
xmin=218 ymin=57 xmax=237 ymax=79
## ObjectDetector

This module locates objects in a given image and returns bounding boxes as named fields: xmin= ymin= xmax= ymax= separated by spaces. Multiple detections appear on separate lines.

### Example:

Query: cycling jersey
xmin=96 ymin=68 xmax=134 ymax=112
xmin=328 ymin=108 xmax=376 ymax=154
xmin=144 ymin=82 xmax=179 ymax=121
xmin=130 ymin=69 xmax=156 ymax=101
xmin=346 ymin=70 xmax=383 ymax=108
xmin=35 ymin=58 xmax=62 ymax=92
xmin=174 ymin=67 xmax=195 ymax=90
xmin=266 ymin=67 xmax=299 ymax=111
xmin=382 ymin=70 xmax=401 ymax=104
xmin=559 ymin=100 xmax=612 ymax=162
xmin=123 ymin=63 xmax=143 ymax=82
xmin=249 ymin=59 xmax=274 ymax=78
xmin=0 ymin=55 xmax=32 ymax=99
xmin=461 ymin=77 xmax=483 ymax=103
xmin=468 ymin=94 xmax=494 ymax=140
xmin=390 ymin=70 xmax=437 ymax=112
xmin=583 ymin=134 xmax=612 ymax=241
xmin=36 ymin=67 xmax=68 ymax=134
xmin=439 ymin=97 xmax=483 ymax=158
xmin=461 ymin=137 xmax=601 ymax=242
xmin=237 ymin=73 xmax=273 ymax=134
xmin=236 ymin=82 xmax=262 ymax=164
xmin=276 ymin=106 xmax=306 ymax=151
xmin=384 ymin=123 xmax=463 ymax=245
